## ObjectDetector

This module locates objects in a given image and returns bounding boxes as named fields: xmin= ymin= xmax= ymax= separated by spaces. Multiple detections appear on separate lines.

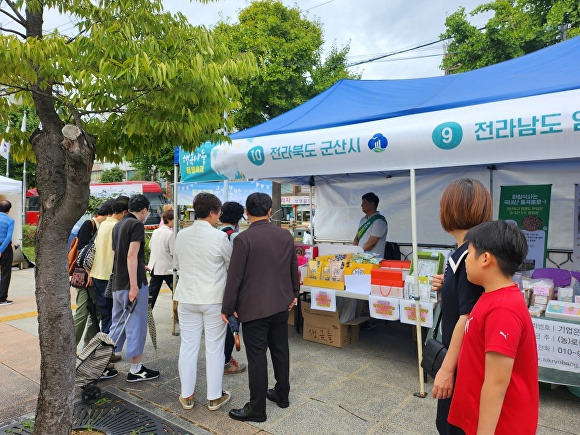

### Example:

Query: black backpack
xmin=384 ymin=241 xmax=402 ymax=260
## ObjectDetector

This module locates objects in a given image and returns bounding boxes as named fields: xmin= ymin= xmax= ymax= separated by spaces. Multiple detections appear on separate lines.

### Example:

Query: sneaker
xmin=224 ymin=358 xmax=247 ymax=375
xmin=127 ymin=365 xmax=160 ymax=382
xmin=208 ymin=391 xmax=231 ymax=411
xmin=110 ymin=353 xmax=121 ymax=363
xmin=179 ymin=394 xmax=195 ymax=410
xmin=0 ymin=300 xmax=13 ymax=306
xmin=100 ymin=368 xmax=118 ymax=380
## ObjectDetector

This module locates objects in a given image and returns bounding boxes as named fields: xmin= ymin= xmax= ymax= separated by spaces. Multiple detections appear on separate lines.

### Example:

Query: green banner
xmin=499 ymin=185 xmax=552 ymax=269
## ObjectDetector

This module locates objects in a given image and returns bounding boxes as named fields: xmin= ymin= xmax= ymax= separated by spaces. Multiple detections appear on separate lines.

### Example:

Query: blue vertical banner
xmin=174 ymin=147 xmax=180 ymax=166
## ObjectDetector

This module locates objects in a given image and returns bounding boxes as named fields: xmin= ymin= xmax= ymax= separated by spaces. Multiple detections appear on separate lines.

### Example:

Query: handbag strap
xmin=87 ymin=219 xmax=99 ymax=244
xmin=432 ymin=305 xmax=443 ymax=340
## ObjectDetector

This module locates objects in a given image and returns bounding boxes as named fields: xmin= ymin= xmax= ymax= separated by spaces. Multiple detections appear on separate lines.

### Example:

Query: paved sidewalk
xmin=1 ymin=267 xmax=579 ymax=434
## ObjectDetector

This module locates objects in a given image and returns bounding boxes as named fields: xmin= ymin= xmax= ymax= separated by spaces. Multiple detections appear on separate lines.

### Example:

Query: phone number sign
xmin=532 ymin=318 xmax=580 ymax=373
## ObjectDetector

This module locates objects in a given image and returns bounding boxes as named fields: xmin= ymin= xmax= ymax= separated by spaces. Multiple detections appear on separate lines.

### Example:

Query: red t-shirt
xmin=448 ymin=284 xmax=539 ymax=434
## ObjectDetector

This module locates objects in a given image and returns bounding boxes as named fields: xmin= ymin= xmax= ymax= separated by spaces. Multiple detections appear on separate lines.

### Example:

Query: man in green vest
xmin=353 ymin=192 xmax=388 ymax=255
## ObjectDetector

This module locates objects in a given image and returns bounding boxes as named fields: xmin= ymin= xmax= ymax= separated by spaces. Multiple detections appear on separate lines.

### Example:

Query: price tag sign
xmin=532 ymin=318 xmax=580 ymax=373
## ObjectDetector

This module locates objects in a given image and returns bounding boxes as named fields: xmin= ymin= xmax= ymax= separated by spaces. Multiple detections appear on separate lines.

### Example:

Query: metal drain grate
xmin=1 ymin=392 xmax=191 ymax=435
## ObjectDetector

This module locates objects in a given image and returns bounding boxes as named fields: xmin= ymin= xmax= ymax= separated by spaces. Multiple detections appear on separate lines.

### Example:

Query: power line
xmin=372 ymin=53 xmax=443 ymax=63
xmin=347 ymin=37 xmax=447 ymax=67
xmin=348 ymin=26 xmax=486 ymax=67
xmin=306 ymin=0 xmax=336 ymax=12
xmin=347 ymin=46 xmax=441 ymax=60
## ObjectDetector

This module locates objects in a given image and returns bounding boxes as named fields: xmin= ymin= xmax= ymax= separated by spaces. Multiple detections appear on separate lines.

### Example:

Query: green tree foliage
xmin=129 ymin=142 xmax=175 ymax=181
xmin=215 ymin=0 xmax=359 ymax=130
xmin=99 ymin=167 xmax=125 ymax=182
xmin=0 ymin=106 xmax=39 ymax=186
xmin=0 ymin=1 xmax=256 ymax=431
xmin=441 ymin=0 xmax=579 ymax=73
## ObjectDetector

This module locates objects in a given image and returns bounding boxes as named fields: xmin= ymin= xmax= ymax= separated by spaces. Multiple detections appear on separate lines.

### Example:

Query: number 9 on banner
xmin=432 ymin=122 xmax=463 ymax=150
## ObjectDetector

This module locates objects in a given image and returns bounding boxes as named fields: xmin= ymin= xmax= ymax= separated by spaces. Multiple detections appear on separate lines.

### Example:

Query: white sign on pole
xmin=532 ymin=318 xmax=580 ymax=373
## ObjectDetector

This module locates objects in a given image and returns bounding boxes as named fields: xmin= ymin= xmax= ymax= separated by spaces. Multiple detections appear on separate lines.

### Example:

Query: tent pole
xmin=309 ymin=187 xmax=313 ymax=239
xmin=171 ymin=149 xmax=179 ymax=336
xmin=22 ymin=160 xmax=26 ymax=226
xmin=411 ymin=168 xmax=427 ymax=398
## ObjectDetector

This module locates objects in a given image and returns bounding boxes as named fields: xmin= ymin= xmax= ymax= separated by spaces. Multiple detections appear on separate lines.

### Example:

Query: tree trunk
xmin=30 ymin=124 xmax=95 ymax=433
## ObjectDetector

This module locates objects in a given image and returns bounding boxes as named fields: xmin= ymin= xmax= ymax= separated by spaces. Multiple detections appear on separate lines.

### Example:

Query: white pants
xmin=178 ymin=303 xmax=226 ymax=400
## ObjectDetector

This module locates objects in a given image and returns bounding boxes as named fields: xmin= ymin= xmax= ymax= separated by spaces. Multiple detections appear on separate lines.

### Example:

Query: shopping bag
xmin=71 ymin=267 xmax=89 ymax=288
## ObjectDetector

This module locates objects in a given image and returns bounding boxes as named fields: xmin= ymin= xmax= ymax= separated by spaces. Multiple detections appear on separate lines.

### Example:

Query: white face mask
xmin=138 ymin=208 xmax=150 ymax=223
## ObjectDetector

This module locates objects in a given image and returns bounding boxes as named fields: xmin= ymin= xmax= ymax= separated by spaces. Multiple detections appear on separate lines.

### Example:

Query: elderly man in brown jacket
xmin=222 ymin=192 xmax=299 ymax=422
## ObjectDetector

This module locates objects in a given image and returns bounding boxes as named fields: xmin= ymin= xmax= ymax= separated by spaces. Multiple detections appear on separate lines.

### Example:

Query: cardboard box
xmin=301 ymin=300 xmax=367 ymax=348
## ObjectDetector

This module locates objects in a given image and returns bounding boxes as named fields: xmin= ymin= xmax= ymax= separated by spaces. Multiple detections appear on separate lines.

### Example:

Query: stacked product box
xmin=370 ymin=260 xmax=410 ymax=298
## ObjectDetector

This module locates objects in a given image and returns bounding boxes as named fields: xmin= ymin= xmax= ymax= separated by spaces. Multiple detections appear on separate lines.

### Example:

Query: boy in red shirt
xmin=448 ymin=220 xmax=539 ymax=434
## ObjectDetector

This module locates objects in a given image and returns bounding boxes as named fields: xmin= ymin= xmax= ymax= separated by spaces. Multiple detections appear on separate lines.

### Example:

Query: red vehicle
xmin=26 ymin=181 xmax=169 ymax=228
xmin=25 ymin=188 xmax=40 ymax=225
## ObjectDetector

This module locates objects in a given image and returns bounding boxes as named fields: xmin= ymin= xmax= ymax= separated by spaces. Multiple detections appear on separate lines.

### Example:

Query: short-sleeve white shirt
xmin=357 ymin=212 xmax=388 ymax=256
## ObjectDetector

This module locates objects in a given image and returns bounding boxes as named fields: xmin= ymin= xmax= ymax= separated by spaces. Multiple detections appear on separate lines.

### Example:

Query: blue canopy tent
xmin=232 ymin=36 xmax=580 ymax=140
xmin=179 ymin=38 xmax=580 ymax=394
xmin=205 ymin=37 xmax=580 ymax=250
xmin=196 ymin=37 xmax=580 ymax=395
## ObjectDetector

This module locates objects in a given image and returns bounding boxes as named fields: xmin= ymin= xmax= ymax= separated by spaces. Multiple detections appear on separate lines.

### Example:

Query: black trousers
xmin=224 ymin=328 xmax=235 ymax=363
xmin=242 ymin=309 xmax=290 ymax=414
xmin=148 ymin=271 xmax=173 ymax=309
xmin=436 ymin=397 xmax=465 ymax=435
xmin=0 ymin=245 xmax=13 ymax=302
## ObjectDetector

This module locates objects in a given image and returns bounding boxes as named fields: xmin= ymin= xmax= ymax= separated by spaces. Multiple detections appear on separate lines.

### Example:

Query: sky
xmin=40 ymin=0 xmax=492 ymax=80
xmin=161 ymin=0 xmax=492 ymax=80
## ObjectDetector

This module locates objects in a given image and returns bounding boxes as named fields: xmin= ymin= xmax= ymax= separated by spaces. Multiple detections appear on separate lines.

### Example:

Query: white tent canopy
xmin=0 ymin=175 xmax=22 ymax=194
xmin=0 ymin=175 xmax=23 ymax=245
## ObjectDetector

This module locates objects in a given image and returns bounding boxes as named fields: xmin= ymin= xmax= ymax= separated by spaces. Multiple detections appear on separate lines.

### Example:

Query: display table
xmin=532 ymin=316 xmax=580 ymax=387
xmin=301 ymin=285 xmax=370 ymax=301
xmin=299 ymin=285 xmax=580 ymax=388
xmin=296 ymin=285 xmax=370 ymax=334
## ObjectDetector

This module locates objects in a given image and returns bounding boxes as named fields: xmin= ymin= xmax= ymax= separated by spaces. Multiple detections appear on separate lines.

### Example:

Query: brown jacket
xmin=222 ymin=219 xmax=299 ymax=323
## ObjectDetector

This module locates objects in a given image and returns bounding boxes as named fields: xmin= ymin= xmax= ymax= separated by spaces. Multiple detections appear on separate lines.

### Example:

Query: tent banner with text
xmin=498 ymin=185 xmax=551 ymax=269
xmin=210 ymin=90 xmax=580 ymax=180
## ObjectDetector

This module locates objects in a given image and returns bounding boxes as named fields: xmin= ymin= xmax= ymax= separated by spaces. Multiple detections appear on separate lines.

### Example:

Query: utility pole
xmin=560 ymin=23 xmax=570 ymax=41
